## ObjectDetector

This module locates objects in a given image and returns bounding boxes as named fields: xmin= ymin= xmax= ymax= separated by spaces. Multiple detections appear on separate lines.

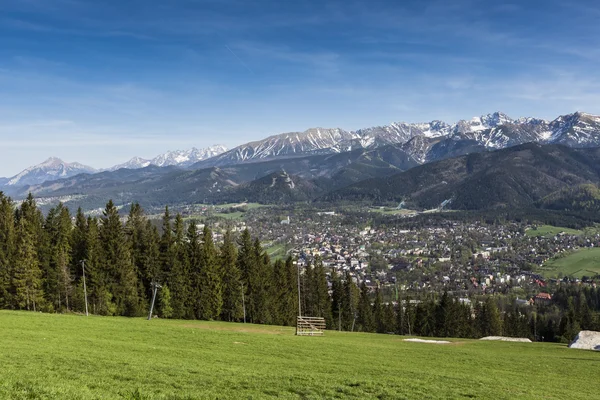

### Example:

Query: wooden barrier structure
xmin=296 ymin=316 xmax=326 ymax=336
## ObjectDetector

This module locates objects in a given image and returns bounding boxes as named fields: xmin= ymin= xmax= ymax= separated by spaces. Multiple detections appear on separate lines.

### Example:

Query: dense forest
xmin=0 ymin=192 xmax=598 ymax=342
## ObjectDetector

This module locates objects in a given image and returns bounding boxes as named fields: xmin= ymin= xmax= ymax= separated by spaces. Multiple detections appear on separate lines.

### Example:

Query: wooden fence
xmin=296 ymin=316 xmax=326 ymax=336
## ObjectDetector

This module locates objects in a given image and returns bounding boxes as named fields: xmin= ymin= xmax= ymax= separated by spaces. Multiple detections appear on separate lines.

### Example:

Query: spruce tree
xmin=169 ymin=214 xmax=191 ymax=318
xmin=13 ymin=216 xmax=44 ymax=311
xmin=330 ymin=270 xmax=343 ymax=330
xmin=159 ymin=284 xmax=173 ymax=318
xmin=312 ymin=257 xmax=332 ymax=325
xmin=220 ymin=230 xmax=243 ymax=322
xmin=99 ymin=200 xmax=140 ymax=316
xmin=0 ymin=193 xmax=15 ymax=308
xmin=197 ymin=226 xmax=222 ymax=320
xmin=85 ymin=217 xmax=107 ymax=315
xmin=284 ymin=256 xmax=299 ymax=325
xmin=186 ymin=222 xmax=203 ymax=319
xmin=357 ymin=282 xmax=374 ymax=332
xmin=125 ymin=203 xmax=150 ymax=311
xmin=373 ymin=287 xmax=385 ymax=333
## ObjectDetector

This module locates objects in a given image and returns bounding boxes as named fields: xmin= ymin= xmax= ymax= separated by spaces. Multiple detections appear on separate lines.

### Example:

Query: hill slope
xmin=325 ymin=143 xmax=600 ymax=209
xmin=0 ymin=311 xmax=597 ymax=400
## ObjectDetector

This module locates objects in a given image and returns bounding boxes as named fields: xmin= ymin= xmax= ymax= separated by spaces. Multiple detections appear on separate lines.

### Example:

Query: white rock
xmin=569 ymin=330 xmax=600 ymax=351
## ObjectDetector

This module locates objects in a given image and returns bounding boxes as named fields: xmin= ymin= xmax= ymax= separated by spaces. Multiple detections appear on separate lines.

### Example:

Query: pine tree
xmin=283 ymin=256 xmax=299 ymax=326
xmin=341 ymin=273 xmax=359 ymax=331
xmin=373 ymin=287 xmax=385 ymax=333
xmin=197 ymin=226 xmax=222 ymax=320
xmin=70 ymin=207 xmax=88 ymax=312
xmin=357 ymin=282 xmax=374 ymax=332
xmin=249 ymin=238 xmax=272 ymax=324
xmin=13 ymin=216 xmax=44 ymax=311
xmin=312 ymin=257 xmax=332 ymax=326
xmin=170 ymin=214 xmax=191 ymax=319
xmin=159 ymin=206 xmax=174 ymax=283
xmin=43 ymin=204 xmax=73 ymax=312
xmin=330 ymin=270 xmax=343 ymax=330
xmin=159 ymin=285 xmax=173 ymax=318
xmin=0 ymin=193 xmax=15 ymax=308
xmin=382 ymin=303 xmax=396 ymax=333
xmin=99 ymin=200 xmax=140 ymax=316
xmin=125 ymin=203 xmax=150 ymax=311
xmin=220 ymin=230 xmax=243 ymax=322
xmin=85 ymin=217 xmax=108 ymax=315
xmin=271 ymin=259 xmax=287 ymax=325
xmin=237 ymin=229 xmax=258 ymax=322
xmin=302 ymin=262 xmax=314 ymax=316
xmin=186 ymin=222 xmax=203 ymax=319
xmin=479 ymin=296 xmax=502 ymax=336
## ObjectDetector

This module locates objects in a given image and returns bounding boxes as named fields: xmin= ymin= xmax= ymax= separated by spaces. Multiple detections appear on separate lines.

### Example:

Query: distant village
xmin=176 ymin=203 xmax=600 ymax=307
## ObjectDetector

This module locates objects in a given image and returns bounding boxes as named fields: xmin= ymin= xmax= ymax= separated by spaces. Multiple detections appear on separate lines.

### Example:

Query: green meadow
xmin=542 ymin=247 xmax=600 ymax=278
xmin=525 ymin=225 xmax=582 ymax=237
xmin=0 ymin=311 xmax=598 ymax=399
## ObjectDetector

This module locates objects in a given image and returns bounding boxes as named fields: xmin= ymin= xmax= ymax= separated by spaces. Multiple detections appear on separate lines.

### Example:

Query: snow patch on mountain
xmin=111 ymin=145 xmax=228 ymax=170
xmin=5 ymin=157 xmax=96 ymax=187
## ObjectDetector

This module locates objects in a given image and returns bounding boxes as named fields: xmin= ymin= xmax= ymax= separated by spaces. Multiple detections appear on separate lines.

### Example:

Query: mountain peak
xmin=6 ymin=157 xmax=95 ymax=187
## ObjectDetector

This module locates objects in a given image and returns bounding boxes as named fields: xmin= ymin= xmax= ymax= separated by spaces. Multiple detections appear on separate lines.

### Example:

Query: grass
xmin=265 ymin=243 xmax=288 ymax=260
xmin=1 ymin=311 xmax=599 ymax=399
xmin=526 ymin=225 xmax=582 ymax=237
xmin=541 ymin=247 xmax=600 ymax=278
xmin=369 ymin=207 xmax=417 ymax=216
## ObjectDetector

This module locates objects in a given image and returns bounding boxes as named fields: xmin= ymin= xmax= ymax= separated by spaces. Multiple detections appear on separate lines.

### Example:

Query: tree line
xmin=0 ymin=193 xmax=598 ymax=343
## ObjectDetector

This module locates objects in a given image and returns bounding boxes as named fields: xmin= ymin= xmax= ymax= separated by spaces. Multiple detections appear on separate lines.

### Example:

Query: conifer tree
xmin=330 ymin=270 xmax=343 ymax=330
xmin=237 ymin=229 xmax=256 ymax=320
xmin=373 ymin=287 xmax=385 ymax=333
xmin=341 ymin=273 xmax=359 ymax=331
xmin=283 ymin=256 xmax=299 ymax=325
xmin=0 ymin=193 xmax=15 ymax=308
xmin=125 ymin=203 xmax=150 ymax=310
xmin=357 ymin=282 xmax=374 ymax=332
xmin=197 ymin=226 xmax=222 ymax=320
xmin=99 ymin=200 xmax=140 ymax=316
xmin=13 ymin=216 xmax=44 ymax=311
xmin=186 ymin=222 xmax=203 ymax=319
xmin=312 ymin=257 xmax=332 ymax=325
xmin=170 ymin=214 xmax=191 ymax=319
xmin=249 ymin=238 xmax=271 ymax=324
xmin=159 ymin=284 xmax=173 ymax=318
xmin=159 ymin=206 xmax=174 ymax=283
xmin=85 ymin=217 xmax=107 ymax=315
xmin=219 ymin=230 xmax=243 ymax=322
xmin=302 ymin=262 xmax=314 ymax=316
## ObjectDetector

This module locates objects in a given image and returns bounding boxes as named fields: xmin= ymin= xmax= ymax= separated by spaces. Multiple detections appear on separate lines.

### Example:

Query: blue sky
xmin=1 ymin=0 xmax=600 ymax=176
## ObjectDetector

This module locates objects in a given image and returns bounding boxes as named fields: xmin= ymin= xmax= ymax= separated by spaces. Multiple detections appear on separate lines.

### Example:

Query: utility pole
xmin=297 ymin=262 xmax=302 ymax=317
xmin=80 ymin=260 xmax=89 ymax=317
xmin=147 ymin=282 xmax=162 ymax=320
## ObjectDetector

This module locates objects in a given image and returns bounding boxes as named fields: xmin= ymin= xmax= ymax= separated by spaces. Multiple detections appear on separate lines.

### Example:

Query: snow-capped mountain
xmin=3 ymin=157 xmax=96 ymax=187
xmin=111 ymin=145 xmax=228 ymax=170
xmin=110 ymin=156 xmax=152 ymax=170
xmin=196 ymin=129 xmax=357 ymax=167
xmin=198 ymin=111 xmax=600 ymax=168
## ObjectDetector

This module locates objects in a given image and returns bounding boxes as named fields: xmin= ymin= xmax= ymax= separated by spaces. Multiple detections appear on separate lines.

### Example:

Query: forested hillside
xmin=1 ymin=192 xmax=599 ymax=342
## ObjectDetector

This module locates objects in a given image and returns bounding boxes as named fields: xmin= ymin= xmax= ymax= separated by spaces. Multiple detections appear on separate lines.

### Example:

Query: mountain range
xmin=0 ymin=145 xmax=228 ymax=187
xmin=2 ymin=111 xmax=600 ymax=213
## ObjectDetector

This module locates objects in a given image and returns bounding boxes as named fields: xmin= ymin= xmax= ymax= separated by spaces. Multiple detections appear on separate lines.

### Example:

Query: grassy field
xmin=369 ymin=207 xmax=417 ymax=216
xmin=526 ymin=225 xmax=582 ymax=237
xmin=541 ymin=247 xmax=600 ymax=278
xmin=265 ymin=243 xmax=288 ymax=260
xmin=1 ymin=311 xmax=599 ymax=399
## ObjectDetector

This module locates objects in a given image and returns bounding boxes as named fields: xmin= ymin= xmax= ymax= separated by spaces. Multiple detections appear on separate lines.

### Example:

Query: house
xmin=534 ymin=292 xmax=552 ymax=306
